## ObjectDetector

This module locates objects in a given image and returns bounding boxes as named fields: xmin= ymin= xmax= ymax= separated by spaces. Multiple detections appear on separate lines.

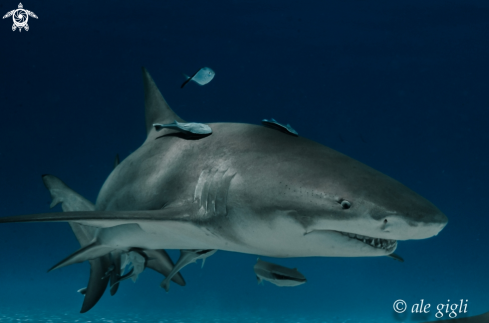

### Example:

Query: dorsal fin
xmin=141 ymin=67 xmax=185 ymax=136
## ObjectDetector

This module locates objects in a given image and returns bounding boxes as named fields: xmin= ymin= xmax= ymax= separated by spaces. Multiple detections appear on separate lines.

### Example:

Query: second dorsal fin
xmin=141 ymin=67 xmax=185 ymax=136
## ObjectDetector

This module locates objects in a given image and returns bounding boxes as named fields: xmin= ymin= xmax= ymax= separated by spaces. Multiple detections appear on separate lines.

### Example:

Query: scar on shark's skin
xmin=0 ymin=67 xmax=448 ymax=312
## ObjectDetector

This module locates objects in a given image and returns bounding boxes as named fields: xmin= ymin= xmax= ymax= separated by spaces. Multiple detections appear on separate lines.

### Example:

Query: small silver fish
xmin=153 ymin=120 xmax=212 ymax=135
xmin=181 ymin=67 xmax=215 ymax=88
xmin=254 ymin=258 xmax=306 ymax=287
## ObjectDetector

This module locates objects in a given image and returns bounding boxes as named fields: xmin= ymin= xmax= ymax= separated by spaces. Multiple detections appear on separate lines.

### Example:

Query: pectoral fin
xmin=48 ymin=241 xmax=115 ymax=272
xmin=0 ymin=206 xmax=194 ymax=228
xmin=256 ymin=276 xmax=263 ymax=285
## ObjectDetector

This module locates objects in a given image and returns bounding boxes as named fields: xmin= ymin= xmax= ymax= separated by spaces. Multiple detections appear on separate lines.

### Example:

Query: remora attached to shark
xmin=0 ymin=68 xmax=447 ymax=307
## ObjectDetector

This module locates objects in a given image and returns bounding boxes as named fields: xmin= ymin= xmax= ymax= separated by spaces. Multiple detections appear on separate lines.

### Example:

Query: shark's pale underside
xmin=0 ymin=67 xmax=448 ymax=308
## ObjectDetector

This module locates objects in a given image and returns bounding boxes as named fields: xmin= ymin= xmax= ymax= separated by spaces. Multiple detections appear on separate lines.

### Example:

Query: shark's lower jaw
xmin=338 ymin=231 xmax=397 ymax=253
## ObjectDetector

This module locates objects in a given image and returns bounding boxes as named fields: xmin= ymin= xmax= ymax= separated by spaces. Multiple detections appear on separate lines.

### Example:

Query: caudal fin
xmin=42 ymin=175 xmax=113 ymax=313
xmin=180 ymin=75 xmax=192 ymax=89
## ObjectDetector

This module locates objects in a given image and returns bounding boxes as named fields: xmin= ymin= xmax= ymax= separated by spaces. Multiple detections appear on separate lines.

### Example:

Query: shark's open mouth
xmin=338 ymin=231 xmax=397 ymax=252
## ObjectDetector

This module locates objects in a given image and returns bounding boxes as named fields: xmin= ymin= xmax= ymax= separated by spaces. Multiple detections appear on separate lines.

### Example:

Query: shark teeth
xmin=339 ymin=232 xmax=397 ymax=251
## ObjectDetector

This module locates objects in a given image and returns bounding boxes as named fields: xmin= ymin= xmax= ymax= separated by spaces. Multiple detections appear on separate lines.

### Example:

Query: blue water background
xmin=0 ymin=0 xmax=488 ymax=321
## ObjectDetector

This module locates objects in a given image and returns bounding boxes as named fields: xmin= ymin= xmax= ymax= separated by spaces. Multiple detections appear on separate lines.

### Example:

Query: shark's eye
xmin=341 ymin=200 xmax=351 ymax=209
xmin=384 ymin=219 xmax=388 ymax=223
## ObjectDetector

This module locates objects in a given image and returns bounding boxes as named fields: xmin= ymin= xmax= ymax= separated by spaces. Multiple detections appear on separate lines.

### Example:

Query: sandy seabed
xmin=0 ymin=309 xmax=415 ymax=323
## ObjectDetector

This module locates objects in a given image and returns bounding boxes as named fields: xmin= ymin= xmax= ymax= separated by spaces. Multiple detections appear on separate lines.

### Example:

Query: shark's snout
xmin=399 ymin=210 xmax=448 ymax=240
xmin=376 ymin=204 xmax=448 ymax=241
xmin=354 ymin=169 xmax=450 ymax=241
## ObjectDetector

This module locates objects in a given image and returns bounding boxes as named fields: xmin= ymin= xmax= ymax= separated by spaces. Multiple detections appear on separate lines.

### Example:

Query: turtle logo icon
xmin=2 ymin=3 xmax=37 ymax=32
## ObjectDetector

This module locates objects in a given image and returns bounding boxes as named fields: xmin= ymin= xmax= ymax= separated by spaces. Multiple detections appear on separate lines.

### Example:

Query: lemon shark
xmin=0 ymin=67 xmax=447 ymax=301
